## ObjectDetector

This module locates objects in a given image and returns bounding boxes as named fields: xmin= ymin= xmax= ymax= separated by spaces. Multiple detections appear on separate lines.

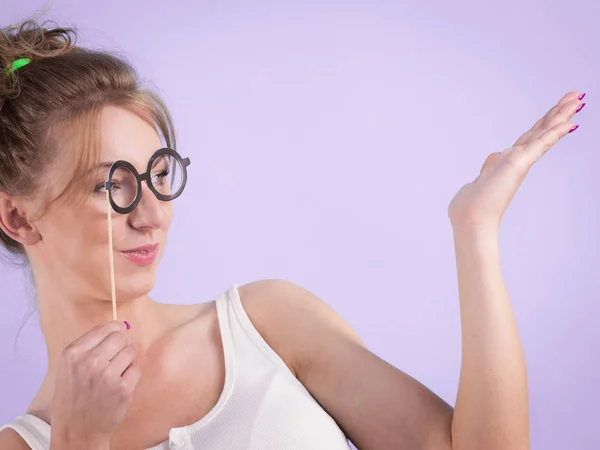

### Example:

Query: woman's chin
xmin=114 ymin=271 xmax=157 ymax=299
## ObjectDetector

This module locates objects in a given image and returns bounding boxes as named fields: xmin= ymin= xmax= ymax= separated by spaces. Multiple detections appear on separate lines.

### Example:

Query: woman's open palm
xmin=448 ymin=91 xmax=586 ymax=231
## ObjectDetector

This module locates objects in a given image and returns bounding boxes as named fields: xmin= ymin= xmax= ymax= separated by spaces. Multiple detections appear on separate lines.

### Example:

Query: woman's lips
xmin=119 ymin=243 xmax=159 ymax=266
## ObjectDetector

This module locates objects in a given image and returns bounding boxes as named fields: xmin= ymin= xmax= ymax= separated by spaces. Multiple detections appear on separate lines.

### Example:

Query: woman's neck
xmin=35 ymin=279 xmax=177 ymax=388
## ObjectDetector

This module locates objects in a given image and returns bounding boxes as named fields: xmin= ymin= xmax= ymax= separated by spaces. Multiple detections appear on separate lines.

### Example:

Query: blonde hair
xmin=0 ymin=19 xmax=177 ymax=259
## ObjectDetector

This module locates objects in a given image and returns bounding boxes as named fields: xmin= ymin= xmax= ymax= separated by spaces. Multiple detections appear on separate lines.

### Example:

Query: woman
xmin=0 ymin=20 xmax=586 ymax=450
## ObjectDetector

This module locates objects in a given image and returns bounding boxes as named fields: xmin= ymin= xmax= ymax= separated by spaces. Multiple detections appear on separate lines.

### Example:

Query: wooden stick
xmin=106 ymin=189 xmax=117 ymax=321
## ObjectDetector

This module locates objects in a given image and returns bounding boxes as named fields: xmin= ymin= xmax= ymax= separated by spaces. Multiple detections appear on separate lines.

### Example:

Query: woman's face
xmin=29 ymin=106 xmax=173 ymax=301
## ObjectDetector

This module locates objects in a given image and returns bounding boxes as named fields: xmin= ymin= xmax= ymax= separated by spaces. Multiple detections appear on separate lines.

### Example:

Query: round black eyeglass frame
xmin=105 ymin=147 xmax=191 ymax=215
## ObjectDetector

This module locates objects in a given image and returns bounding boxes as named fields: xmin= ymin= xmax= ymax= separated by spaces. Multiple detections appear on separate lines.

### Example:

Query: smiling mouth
xmin=119 ymin=244 xmax=159 ymax=266
xmin=125 ymin=249 xmax=152 ymax=254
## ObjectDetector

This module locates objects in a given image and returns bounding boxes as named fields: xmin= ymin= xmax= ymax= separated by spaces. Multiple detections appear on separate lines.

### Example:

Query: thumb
xmin=480 ymin=152 xmax=502 ymax=174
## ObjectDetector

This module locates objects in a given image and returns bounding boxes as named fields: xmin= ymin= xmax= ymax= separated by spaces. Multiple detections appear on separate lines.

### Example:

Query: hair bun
xmin=0 ymin=20 xmax=78 ymax=103
xmin=1 ymin=19 xmax=77 ymax=59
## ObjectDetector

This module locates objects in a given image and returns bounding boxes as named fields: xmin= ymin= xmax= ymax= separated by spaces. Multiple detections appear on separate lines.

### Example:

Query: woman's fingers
xmin=513 ymin=91 xmax=583 ymax=147
xmin=64 ymin=321 xmax=128 ymax=354
xmin=523 ymin=120 xmax=578 ymax=166
xmin=481 ymin=97 xmax=579 ymax=176
xmin=531 ymin=91 xmax=582 ymax=133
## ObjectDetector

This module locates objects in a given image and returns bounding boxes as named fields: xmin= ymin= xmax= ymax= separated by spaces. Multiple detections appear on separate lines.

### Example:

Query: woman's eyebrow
xmin=94 ymin=154 xmax=169 ymax=174
xmin=153 ymin=155 xmax=169 ymax=167
xmin=86 ymin=161 xmax=114 ymax=176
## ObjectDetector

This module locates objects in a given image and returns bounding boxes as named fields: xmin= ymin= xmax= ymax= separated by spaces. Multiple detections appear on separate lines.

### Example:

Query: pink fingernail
xmin=575 ymin=103 xmax=586 ymax=113
xmin=569 ymin=125 xmax=579 ymax=134
xmin=578 ymin=93 xmax=586 ymax=100
xmin=124 ymin=320 xmax=131 ymax=330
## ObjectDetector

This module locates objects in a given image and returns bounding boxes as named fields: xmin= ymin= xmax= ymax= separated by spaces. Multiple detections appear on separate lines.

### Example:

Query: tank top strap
xmin=217 ymin=284 xmax=296 ymax=375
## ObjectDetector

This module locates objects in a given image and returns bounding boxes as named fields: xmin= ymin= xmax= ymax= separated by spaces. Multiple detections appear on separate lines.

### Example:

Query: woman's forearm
xmin=450 ymin=226 xmax=529 ymax=450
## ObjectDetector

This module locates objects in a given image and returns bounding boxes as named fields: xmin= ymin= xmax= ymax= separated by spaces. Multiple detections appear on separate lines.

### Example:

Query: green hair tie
xmin=4 ymin=58 xmax=31 ymax=76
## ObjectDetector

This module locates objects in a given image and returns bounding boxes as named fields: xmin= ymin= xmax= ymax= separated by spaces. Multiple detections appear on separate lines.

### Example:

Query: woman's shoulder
xmin=236 ymin=279 xmax=364 ymax=375
xmin=237 ymin=279 xmax=329 ymax=313
xmin=236 ymin=279 xmax=318 ymax=329
xmin=0 ymin=427 xmax=31 ymax=450
xmin=237 ymin=279 xmax=360 ymax=340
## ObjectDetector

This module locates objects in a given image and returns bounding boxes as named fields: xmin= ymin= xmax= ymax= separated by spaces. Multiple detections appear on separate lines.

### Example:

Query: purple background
xmin=2 ymin=1 xmax=599 ymax=448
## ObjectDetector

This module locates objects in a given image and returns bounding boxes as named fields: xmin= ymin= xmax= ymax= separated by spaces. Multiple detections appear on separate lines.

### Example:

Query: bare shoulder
xmin=237 ymin=279 xmax=365 ymax=374
xmin=0 ymin=427 xmax=31 ymax=449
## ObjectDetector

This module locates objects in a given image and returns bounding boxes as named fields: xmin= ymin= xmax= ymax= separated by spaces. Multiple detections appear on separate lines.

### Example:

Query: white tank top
xmin=1 ymin=285 xmax=351 ymax=449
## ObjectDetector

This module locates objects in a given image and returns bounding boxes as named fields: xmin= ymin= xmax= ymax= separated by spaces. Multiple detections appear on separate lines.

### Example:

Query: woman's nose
xmin=127 ymin=183 xmax=168 ymax=230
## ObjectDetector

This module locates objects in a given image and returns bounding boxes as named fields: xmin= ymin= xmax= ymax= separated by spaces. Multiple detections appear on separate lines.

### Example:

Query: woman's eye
xmin=152 ymin=170 xmax=170 ymax=185
xmin=93 ymin=182 xmax=108 ymax=193
xmin=94 ymin=181 xmax=120 ymax=193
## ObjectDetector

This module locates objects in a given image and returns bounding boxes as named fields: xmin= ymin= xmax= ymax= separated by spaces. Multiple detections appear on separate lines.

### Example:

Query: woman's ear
xmin=0 ymin=193 xmax=42 ymax=246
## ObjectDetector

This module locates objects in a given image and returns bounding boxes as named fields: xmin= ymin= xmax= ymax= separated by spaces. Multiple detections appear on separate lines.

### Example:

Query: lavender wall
xmin=2 ymin=1 xmax=599 ymax=448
